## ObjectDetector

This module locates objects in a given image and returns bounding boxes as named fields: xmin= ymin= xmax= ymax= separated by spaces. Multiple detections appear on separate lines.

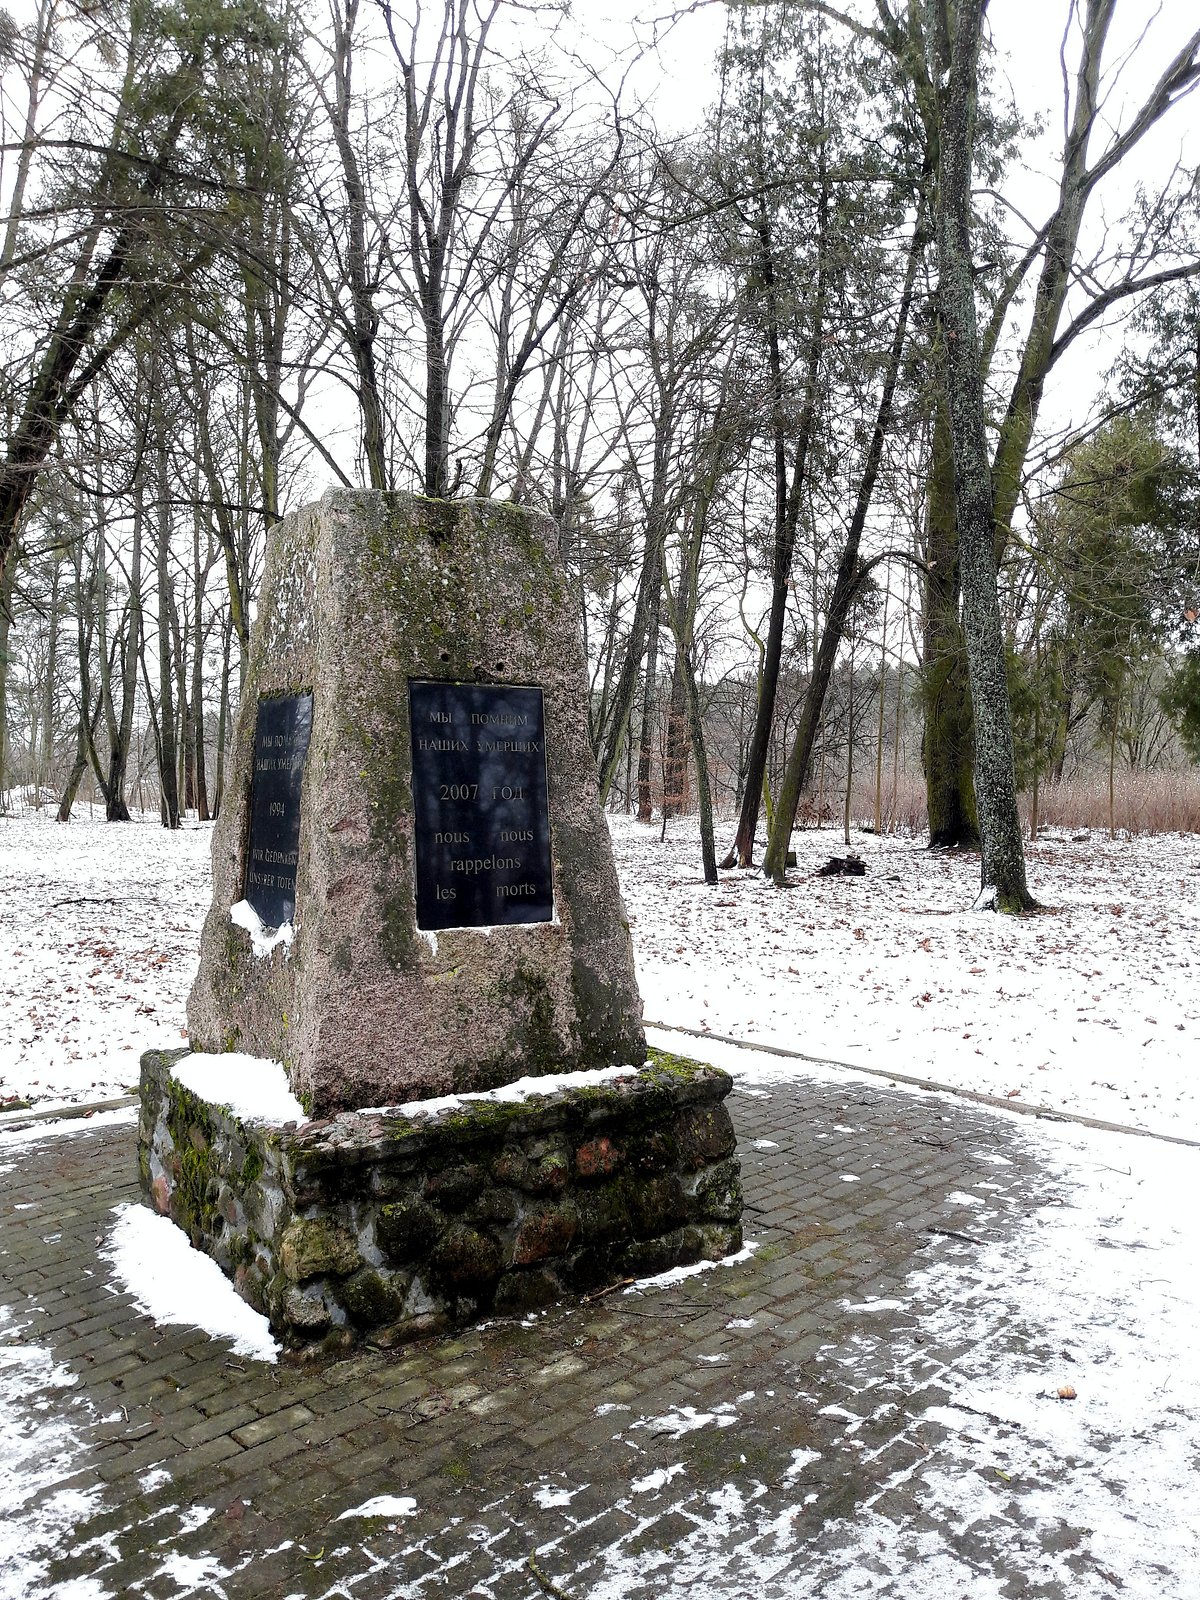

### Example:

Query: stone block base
xmin=137 ymin=1049 xmax=742 ymax=1352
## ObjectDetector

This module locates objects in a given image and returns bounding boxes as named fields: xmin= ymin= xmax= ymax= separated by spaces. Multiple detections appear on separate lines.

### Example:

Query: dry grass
xmin=806 ymin=768 xmax=1200 ymax=838
xmin=800 ymin=771 xmax=927 ymax=837
xmin=1025 ymin=770 xmax=1200 ymax=836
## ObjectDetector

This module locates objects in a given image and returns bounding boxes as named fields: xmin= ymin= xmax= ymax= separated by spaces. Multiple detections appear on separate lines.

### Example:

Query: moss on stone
xmin=228 ymin=1232 xmax=255 ymax=1270
xmin=424 ymin=1162 xmax=485 ymax=1212
xmin=574 ymin=1182 xmax=634 ymax=1245
xmin=511 ymin=1201 xmax=579 ymax=1266
xmin=241 ymin=1141 xmax=264 ymax=1187
xmin=340 ymin=1266 xmax=408 ymax=1327
xmin=377 ymin=1198 xmax=441 ymax=1263
xmin=675 ymin=1104 xmax=737 ymax=1170
xmin=459 ymin=962 xmax=565 ymax=1092
xmin=430 ymin=1096 xmax=539 ymax=1142
xmin=162 ymin=1074 xmax=224 ymax=1238
xmin=570 ymin=953 xmax=647 ymax=1071
xmin=280 ymin=1217 xmax=361 ymax=1282
xmin=493 ymin=1267 xmax=561 ymax=1316
xmin=428 ymin=1223 xmax=502 ymax=1293
xmin=138 ymin=1024 xmax=744 ymax=1354
xmin=644 ymin=1048 xmax=713 ymax=1081
xmin=694 ymin=1156 xmax=742 ymax=1220
xmin=283 ymin=1286 xmax=333 ymax=1336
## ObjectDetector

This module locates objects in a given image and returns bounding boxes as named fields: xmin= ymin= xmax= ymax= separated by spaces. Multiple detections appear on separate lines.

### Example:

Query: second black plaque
xmin=409 ymin=680 xmax=553 ymax=930
xmin=244 ymin=692 xmax=312 ymax=928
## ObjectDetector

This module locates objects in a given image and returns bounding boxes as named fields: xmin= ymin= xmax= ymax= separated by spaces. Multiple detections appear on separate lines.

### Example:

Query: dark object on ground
xmin=816 ymin=855 xmax=866 ymax=877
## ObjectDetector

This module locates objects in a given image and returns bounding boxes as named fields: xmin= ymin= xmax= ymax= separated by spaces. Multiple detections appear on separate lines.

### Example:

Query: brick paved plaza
xmin=3 ymin=1075 xmax=1080 ymax=1598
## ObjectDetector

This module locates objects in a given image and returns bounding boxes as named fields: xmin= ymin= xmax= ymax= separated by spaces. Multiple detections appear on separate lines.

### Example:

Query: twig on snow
xmin=926 ymin=1225 xmax=985 ymax=1246
xmin=528 ymin=1551 xmax=574 ymax=1599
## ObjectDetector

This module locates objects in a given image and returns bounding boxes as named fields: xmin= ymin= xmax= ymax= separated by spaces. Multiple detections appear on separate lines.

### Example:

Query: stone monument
xmin=139 ymin=490 xmax=741 ymax=1350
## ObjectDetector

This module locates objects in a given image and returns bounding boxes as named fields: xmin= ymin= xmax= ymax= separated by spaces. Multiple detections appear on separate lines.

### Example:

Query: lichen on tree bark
xmin=934 ymin=2 xmax=1035 ymax=913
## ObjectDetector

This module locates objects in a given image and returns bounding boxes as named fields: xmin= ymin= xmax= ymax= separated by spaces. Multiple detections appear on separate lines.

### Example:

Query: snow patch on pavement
xmin=0 ymin=1108 xmax=137 ymax=1152
xmin=632 ymin=1463 xmax=686 ymax=1493
xmin=336 ymin=1495 xmax=417 ymax=1521
xmin=0 ymin=1307 xmax=109 ymax=1600
xmin=631 ymin=1404 xmax=739 ymax=1440
xmin=624 ymin=1241 xmax=758 ymax=1295
xmin=101 ymin=1203 xmax=279 ymax=1363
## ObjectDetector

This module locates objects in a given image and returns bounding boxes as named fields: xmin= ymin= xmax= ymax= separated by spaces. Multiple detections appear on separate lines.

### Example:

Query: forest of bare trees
xmin=3 ymin=0 xmax=1200 ymax=909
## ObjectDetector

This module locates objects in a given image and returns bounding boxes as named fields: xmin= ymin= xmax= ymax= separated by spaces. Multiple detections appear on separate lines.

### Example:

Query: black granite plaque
xmin=244 ymin=693 xmax=312 ymax=928
xmin=409 ymin=680 xmax=553 ymax=930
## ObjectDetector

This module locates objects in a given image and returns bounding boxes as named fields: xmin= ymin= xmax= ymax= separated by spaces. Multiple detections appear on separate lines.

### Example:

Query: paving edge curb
xmin=644 ymin=1020 xmax=1200 ymax=1151
xmin=0 ymin=1094 xmax=138 ymax=1133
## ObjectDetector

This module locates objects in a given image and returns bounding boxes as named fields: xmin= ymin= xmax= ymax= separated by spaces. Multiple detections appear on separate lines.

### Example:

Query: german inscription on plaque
xmin=409 ymin=680 xmax=553 ymax=930
xmin=244 ymin=693 xmax=312 ymax=928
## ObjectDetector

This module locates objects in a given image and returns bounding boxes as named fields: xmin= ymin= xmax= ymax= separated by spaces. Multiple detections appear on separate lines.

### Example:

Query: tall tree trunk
xmin=329 ymin=0 xmax=388 ymax=489
xmin=597 ymin=488 xmax=669 ymax=804
xmin=107 ymin=486 xmax=142 ymax=821
xmin=914 ymin=4 xmax=1197 ymax=844
xmin=723 ymin=177 xmax=830 ymax=868
xmin=0 ymin=0 xmax=54 ymax=274
xmin=843 ymin=645 xmax=855 ymax=847
xmin=172 ymin=583 xmax=193 ymax=815
xmin=57 ymin=693 xmax=104 ymax=823
xmin=70 ymin=528 xmax=115 ymax=813
xmin=636 ymin=587 xmax=662 ymax=823
xmin=663 ymin=653 xmax=690 ymax=820
xmin=662 ymin=576 xmax=716 ymax=884
xmin=0 ymin=555 xmax=13 ymax=810
xmin=0 ymin=70 xmax=209 ymax=577
xmin=891 ymin=630 xmax=905 ymax=827
xmin=874 ymin=571 xmax=891 ymax=834
xmin=921 ymin=393 xmax=979 ymax=846
xmin=40 ymin=554 xmax=62 ymax=792
xmin=674 ymin=640 xmax=716 ymax=885
xmin=154 ymin=399 xmax=180 ymax=829
xmin=190 ymin=498 xmax=210 ymax=821
xmin=936 ymin=2 xmax=1033 ymax=911
xmin=214 ymin=612 xmax=232 ymax=817
xmin=762 ymin=208 xmax=923 ymax=881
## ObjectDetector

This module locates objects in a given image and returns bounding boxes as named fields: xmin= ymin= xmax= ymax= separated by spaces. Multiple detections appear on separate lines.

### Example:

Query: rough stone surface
xmin=138 ymin=1047 xmax=741 ymax=1350
xmin=186 ymin=489 xmax=645 ymax=1115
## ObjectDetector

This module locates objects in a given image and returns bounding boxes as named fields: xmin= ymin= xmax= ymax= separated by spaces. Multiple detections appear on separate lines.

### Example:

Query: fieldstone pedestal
xmin=140 ymin=490 xmax=742 ymax=1350
xmin=139 ymin=1048 xmax=741 ymax=1351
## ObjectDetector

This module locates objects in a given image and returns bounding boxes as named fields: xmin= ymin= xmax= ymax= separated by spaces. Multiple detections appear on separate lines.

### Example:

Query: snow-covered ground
xmin=615 ymin=815 xmax=1200 ymax=1143
xmin=0 ymin=814 xmax=210 ymax=1111
xmin=562 ymin=1111 xmax=1200 ymax=1600
xmin=2 ymin=806 xmax=1199 ymax=1596
xmin=3 ymin=808 xmax=1199 ymax=1141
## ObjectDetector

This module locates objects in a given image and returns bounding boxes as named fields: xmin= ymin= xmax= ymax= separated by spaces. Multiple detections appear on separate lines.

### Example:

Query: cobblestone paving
xmin=2 ymin=1077 xmax=1061 ymax=1598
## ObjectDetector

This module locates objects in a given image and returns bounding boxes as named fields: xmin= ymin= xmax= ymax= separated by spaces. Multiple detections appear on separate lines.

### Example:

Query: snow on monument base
xmin=138 ymin=1047 xmax=743 ymax=1352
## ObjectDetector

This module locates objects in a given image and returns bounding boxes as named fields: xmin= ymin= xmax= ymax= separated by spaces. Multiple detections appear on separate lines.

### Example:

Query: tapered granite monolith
xmin=186 ymin=490 xmax=645 ymax=1116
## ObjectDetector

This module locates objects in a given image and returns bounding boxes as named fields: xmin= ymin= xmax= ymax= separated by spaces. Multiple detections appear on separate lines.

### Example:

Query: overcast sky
xmin=6 ymin=0 xmax=1195 ymax=466
xmin=569 ymin=0 xmax=1200 ymax=442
